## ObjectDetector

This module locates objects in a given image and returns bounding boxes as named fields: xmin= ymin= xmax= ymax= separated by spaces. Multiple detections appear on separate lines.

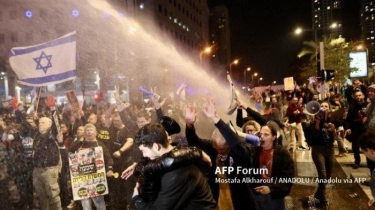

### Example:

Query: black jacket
xmin=304 ymin=111 xmax=335 ymax=146
xmin=133 ymin=147 xmax=205 ymax=204
xmin=251 ymin=144 xmax=294 ymax=199
xmin=345 ymin=101 xmax=368 ymax=132
xmin=33 ymin=129 xmax=60 ymax=168
xmin=186 ymin=119 xmax=259 ymax=210
xmin=131 ymin=148 xmax=217 ymax=210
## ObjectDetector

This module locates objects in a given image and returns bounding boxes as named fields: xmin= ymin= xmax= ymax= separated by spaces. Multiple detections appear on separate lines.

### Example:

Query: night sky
xmin=208 ymin=0 xmax=361 ymax=85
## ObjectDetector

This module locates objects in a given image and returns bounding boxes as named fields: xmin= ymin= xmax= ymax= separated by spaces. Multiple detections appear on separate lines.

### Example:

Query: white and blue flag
xmin=9 ymin=31 xmax=76 ymax=87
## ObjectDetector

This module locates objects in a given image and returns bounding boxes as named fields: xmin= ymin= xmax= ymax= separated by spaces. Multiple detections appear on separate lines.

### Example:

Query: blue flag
xmin=9 ymin=31 xmax=76 ymax=86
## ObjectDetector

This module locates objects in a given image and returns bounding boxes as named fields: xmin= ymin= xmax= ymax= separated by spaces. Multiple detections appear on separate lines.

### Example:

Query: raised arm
xmin=202 ymin=98 xmax=252 ymax=164
xmin=185 ymin=104 xmax=215 ymax=153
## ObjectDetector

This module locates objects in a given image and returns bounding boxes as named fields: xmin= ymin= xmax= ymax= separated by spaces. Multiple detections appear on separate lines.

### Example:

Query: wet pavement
xmin=285 ymin=139 xmax=371 ymax=210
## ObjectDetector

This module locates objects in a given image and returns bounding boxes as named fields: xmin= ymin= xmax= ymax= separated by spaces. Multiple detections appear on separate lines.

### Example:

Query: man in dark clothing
xmin=185 ymin=98 xmax=259 ymax=210
xmin=345 ymin=79 xmax=367 ymax=105
xmin=131 ymin=123 xmax=217 ymax=210
xmin=108 ymin=113 xmax=138 ymax=209
xmin=345 ymin=90 xmax=368 ymax=169
xmin=364 ymin=85 xmax=375 ymax=173
xmin=32 ymin=117 xmax=62 ymax=210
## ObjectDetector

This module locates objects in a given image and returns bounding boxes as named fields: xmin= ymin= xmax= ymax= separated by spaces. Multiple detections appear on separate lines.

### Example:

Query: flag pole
xmin=34 ymin=87 xmax=43 ymax=116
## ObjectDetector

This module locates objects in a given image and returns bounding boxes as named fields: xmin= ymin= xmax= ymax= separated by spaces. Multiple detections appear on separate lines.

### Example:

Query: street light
xmin=229 ymin=59 xmax=239 ymax=75
xmin=273 ymin=80 xmax=276 ymax=84
xmin=258 ymin=77 xmax=263 ymax=86
xmin=295 ymin=22 xmax=339 ymax=63
xmin=251 ymin=72 xmax=258 ymax=86
xmin=244 ymin=67 xmax=251 ymax=85
xmin=199 ymin=45 xmax=214 ymax=65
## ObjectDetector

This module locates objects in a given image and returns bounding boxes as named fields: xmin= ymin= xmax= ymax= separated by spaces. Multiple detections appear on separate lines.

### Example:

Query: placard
xmin=69 ymin=147 xmax=108 ymax=200
xmin=66 ymin=90 xmax=80 ymax=113
xmin=284 ymin=77 xmax=294 ymax=91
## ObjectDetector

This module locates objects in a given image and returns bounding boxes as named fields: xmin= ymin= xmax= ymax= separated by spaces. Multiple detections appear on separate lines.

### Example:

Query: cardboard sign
xmin=66 ymin=90 xmax=80 ymax=113
xmin=284 ymin=77 xmax=294 ymax=91
xmin=69 ymin=147 xmax=109 ymax=200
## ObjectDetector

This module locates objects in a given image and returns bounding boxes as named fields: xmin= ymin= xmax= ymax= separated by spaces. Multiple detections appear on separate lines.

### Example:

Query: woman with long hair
xmin=308 ymin=101 xmax=336 ymax=210
xmin=251 ymin=124 xmax=294 ymax=210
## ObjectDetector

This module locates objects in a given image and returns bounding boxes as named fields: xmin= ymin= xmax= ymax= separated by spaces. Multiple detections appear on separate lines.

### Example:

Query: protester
xmin=185 ymin=98 xmax=259 ymax=210
xmin=69 ymin=123 xmax=114 ymax=210
xmin=131 ymin=123 xmax=217 ymax=210
xmin=359 ymin=129 xmax=375 ymax=209
xmin=33 ymin=117 xmax=62 ymax=210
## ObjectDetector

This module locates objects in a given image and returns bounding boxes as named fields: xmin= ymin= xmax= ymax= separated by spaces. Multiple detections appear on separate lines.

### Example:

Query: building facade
xmin=209 ymin=5 xmax=231 ymax=72
xmin=361 ymin=0 xmax=375 ymax=65
xmin=133 ymin=0 xmax=210 ymax=60
xmin=312 ymin=0 xmax=343 ymax=40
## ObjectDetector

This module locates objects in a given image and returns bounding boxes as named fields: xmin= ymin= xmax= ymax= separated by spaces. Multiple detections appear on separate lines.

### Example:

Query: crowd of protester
xmin=0 ymin=78 xmax=375 ymax=210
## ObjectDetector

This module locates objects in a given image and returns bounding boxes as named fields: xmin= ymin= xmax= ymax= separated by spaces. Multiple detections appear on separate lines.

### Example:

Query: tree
xmin=297 ymin=35 xmax=361 ymax=83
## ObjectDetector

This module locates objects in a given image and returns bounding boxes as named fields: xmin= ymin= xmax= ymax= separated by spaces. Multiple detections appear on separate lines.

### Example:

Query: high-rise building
xmin=209 ymin=5 xmax=231 ymax=71
xmin=312 ymin=0 xmax=343 ymax=40
xmin=360 ymin=0 xmax=375 ymax=64
xmin=134 ymin=0 xmax=210 ymax=58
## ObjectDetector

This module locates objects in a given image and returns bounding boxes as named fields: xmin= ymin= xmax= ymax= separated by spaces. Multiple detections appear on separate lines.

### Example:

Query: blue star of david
xmin=33 ymin=51 xmax=52 ymax=74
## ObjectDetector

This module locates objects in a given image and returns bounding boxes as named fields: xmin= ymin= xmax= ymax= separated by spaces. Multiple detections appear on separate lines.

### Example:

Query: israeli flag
xmin=9 ymin=31 xmax=76 ymax=87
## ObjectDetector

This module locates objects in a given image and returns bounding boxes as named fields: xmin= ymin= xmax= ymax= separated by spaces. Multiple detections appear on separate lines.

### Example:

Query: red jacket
xmin=286 ymin=103 xmax=303 ymax=123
